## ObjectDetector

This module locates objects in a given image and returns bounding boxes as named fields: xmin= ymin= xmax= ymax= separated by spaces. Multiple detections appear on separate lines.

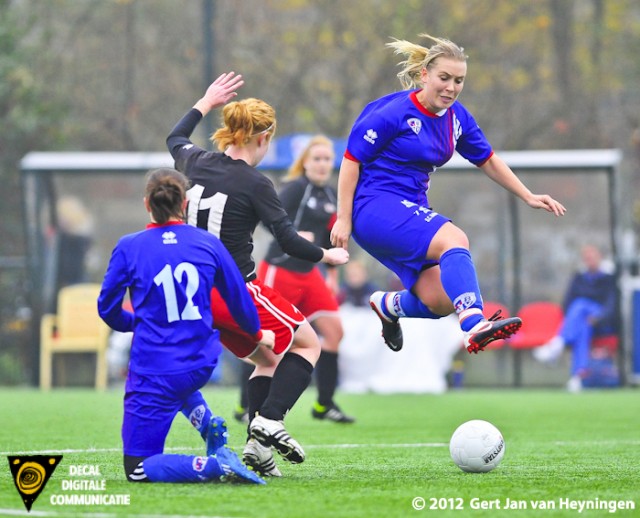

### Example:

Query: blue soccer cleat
xmin=214 ymin=446 xmax=266 ymax=485
xmin=205 ymin=416 xmax=228 ymax=457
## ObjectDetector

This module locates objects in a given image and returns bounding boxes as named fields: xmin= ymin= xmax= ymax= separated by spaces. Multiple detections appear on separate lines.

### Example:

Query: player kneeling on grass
xmin=98 ymin=168 xmax=274 ymax=484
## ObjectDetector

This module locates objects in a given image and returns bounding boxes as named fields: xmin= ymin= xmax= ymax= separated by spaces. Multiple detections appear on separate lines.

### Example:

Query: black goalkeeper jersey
xmin=264 ymin=176 xmax=337 ymax=273
xmin=167 ymin=109 xmax=323 ymax=282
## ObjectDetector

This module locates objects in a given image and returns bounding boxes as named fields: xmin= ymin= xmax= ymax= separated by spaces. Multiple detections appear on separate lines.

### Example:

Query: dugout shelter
xmin=20 ymin=146 xmax=626 ymax=387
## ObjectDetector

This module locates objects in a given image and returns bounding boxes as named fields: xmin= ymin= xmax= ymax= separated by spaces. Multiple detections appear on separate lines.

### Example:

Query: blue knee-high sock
xmin=143 ymin=454 xmax=223 ymax=483
xmin=439 ymin=248 xmax=483 ymax=331
xmin=181 ymin=391 xmax=212 ymax=441
xmin=395 ymin=290 xmax=444 ymax=319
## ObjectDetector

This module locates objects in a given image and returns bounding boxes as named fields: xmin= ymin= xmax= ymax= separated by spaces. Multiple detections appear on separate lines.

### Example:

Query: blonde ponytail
xmin=386 ymin=33 xmax=467 ymax=89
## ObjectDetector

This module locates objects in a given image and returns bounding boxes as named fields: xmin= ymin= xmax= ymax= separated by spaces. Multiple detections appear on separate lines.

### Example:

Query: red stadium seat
xmin=507 ymin=301 xmax=563 ymax=350
xmin=591 ymin=334 xmax=619 ymax=356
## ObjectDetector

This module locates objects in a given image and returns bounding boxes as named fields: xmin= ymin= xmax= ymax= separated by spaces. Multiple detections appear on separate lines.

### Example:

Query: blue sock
xmin=439 ymin=248 xmax=483 ymax=331
xmin=395 ymin=290 xmax=444 ymax=319
xmin=181 ymin=391 xmax=212 ymax=441
xmin=143 ymin=454 xmax=223 ymax=483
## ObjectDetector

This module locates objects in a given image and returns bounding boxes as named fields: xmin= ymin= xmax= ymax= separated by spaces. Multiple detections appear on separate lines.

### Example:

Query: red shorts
xmin=257 ymin=261 xmax=339 ymax=321
xmin=211 ymin=279 xmax=305 ymax=359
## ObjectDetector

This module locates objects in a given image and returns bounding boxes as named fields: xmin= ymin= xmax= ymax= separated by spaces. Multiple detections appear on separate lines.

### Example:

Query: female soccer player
xmin=167 ymin=73 xmax=349 ymax=476
xmin=98 ymin=167 xmax=272 ymax=484
xmin=257 ymin=135 xmax=354 ymax=424
xmin=330 ymin=34 xmax=566 ymax=353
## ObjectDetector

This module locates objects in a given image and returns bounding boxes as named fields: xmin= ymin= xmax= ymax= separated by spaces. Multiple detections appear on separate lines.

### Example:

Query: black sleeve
xmin=268 ymin=216 xmax=324 ymax=263
xmin=166 ymin=109 xmax=203 ymax=159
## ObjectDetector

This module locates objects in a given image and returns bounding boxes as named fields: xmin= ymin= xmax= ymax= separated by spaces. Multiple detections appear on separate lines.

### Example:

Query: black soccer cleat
xmin=312 ymin=403 xmax=356 ymax=424
xmin=369 ymin=291 xmax=403 ymax=352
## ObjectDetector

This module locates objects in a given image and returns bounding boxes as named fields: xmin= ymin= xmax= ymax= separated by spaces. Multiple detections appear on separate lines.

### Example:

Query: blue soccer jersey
xmin=98 ymin=222 xmax=260 ymax=375
xmin=346 ymin=89 xmax=493 ymax=207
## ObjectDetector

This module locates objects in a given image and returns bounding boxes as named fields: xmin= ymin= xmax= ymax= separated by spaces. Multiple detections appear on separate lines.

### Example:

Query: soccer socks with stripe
xmin=386 ymin=290 xmax=445 ymax=319
xmin=439 ymin=247 xmax=484 ymax=331
xmin=315 ymin=350 xmax=338 ymax=407
xmin=180 ymin=391 xmax=212 ymax=441
xmin=141 ymin=454 xmax=223 ymax=483
xmin=259 ymin=352 xmax=313 ymax=421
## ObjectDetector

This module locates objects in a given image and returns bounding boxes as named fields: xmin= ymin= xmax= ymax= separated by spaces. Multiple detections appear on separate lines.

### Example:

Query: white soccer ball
xmin=449 ymin=419 xmax=505 ymax=473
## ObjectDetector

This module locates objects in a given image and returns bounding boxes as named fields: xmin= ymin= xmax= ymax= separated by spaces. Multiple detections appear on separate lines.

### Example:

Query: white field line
xmin=0 ymin=443 xmax=447 ymax=456
xmin=2 ymin=440 xmax=640 ymax=456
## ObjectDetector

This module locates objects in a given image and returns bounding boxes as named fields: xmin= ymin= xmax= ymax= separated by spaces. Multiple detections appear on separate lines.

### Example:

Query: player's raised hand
xmin=194 ymin=72 xmax=244 ymax=115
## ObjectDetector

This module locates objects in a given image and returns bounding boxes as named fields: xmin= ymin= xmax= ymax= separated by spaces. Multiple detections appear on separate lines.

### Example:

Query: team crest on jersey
xmin=407 ymin=118 xmax=422 ymax=135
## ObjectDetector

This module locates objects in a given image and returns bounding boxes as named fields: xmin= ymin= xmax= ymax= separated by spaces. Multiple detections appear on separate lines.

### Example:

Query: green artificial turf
xmin=0 ymin=387 xmax=638 ymax=517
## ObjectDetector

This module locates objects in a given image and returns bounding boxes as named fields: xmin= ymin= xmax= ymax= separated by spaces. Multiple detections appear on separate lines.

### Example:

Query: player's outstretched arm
xmin=480 ymin=153 xmax=566 ymax=217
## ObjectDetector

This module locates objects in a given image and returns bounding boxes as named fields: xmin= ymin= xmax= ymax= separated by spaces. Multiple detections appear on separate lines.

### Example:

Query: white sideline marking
xmin=2 ymin=440 xmax=638 ymax=456
xmin=0 ymin=443 xmax=447 ymax=456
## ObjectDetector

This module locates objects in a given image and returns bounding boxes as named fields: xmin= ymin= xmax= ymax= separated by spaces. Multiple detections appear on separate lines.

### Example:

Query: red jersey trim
xmin=410 ymin=90 xmax=443 ymax=118
xmin=477 ymin=150 xmax=495 ymax=167
xmin=344 ymin=149 xmax=360 ymax=163
xmin=146 ymin=221 xmax=185 ymax=229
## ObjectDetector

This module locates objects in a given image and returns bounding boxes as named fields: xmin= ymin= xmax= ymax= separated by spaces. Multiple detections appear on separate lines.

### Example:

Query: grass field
xmin=0 ymin=387 xmax=638 ymax=518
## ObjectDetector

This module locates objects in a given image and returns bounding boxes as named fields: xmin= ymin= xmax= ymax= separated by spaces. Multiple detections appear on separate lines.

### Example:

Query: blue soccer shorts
xmin=352 ymin=194 xmax=450 ymax=290
xmin=122 ymin=364 xmax=215 ymax=457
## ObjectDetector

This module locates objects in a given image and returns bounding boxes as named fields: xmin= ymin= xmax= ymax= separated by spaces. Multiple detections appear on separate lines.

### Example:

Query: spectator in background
xmin=534 ymin=244 xmax=618 ymax=392
xmin=55 ymin=196 xmax=93 ymax=294
xmin=338 ymin=259 xmax=379 ymax=308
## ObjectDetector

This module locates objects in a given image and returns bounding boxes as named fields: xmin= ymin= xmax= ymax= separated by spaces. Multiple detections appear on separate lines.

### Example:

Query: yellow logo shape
xmin=8 ymin=455 xmax=62 ymax=511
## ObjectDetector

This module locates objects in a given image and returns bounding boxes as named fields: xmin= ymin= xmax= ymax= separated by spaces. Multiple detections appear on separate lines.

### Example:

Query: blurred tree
xmin=0 ymin=0 xmax=68 ymax=384
xmin=7 ymin=0 xmax=637 ymax=153
xmin=0 ymin=0 xmax=65 ymax=256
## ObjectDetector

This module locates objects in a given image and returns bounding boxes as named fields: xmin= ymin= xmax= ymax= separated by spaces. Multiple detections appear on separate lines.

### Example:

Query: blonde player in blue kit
xmin=331 ymin=34 xmax=566 ymax=353
xmin=98 ymin=168 xmax=274 ymax=484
